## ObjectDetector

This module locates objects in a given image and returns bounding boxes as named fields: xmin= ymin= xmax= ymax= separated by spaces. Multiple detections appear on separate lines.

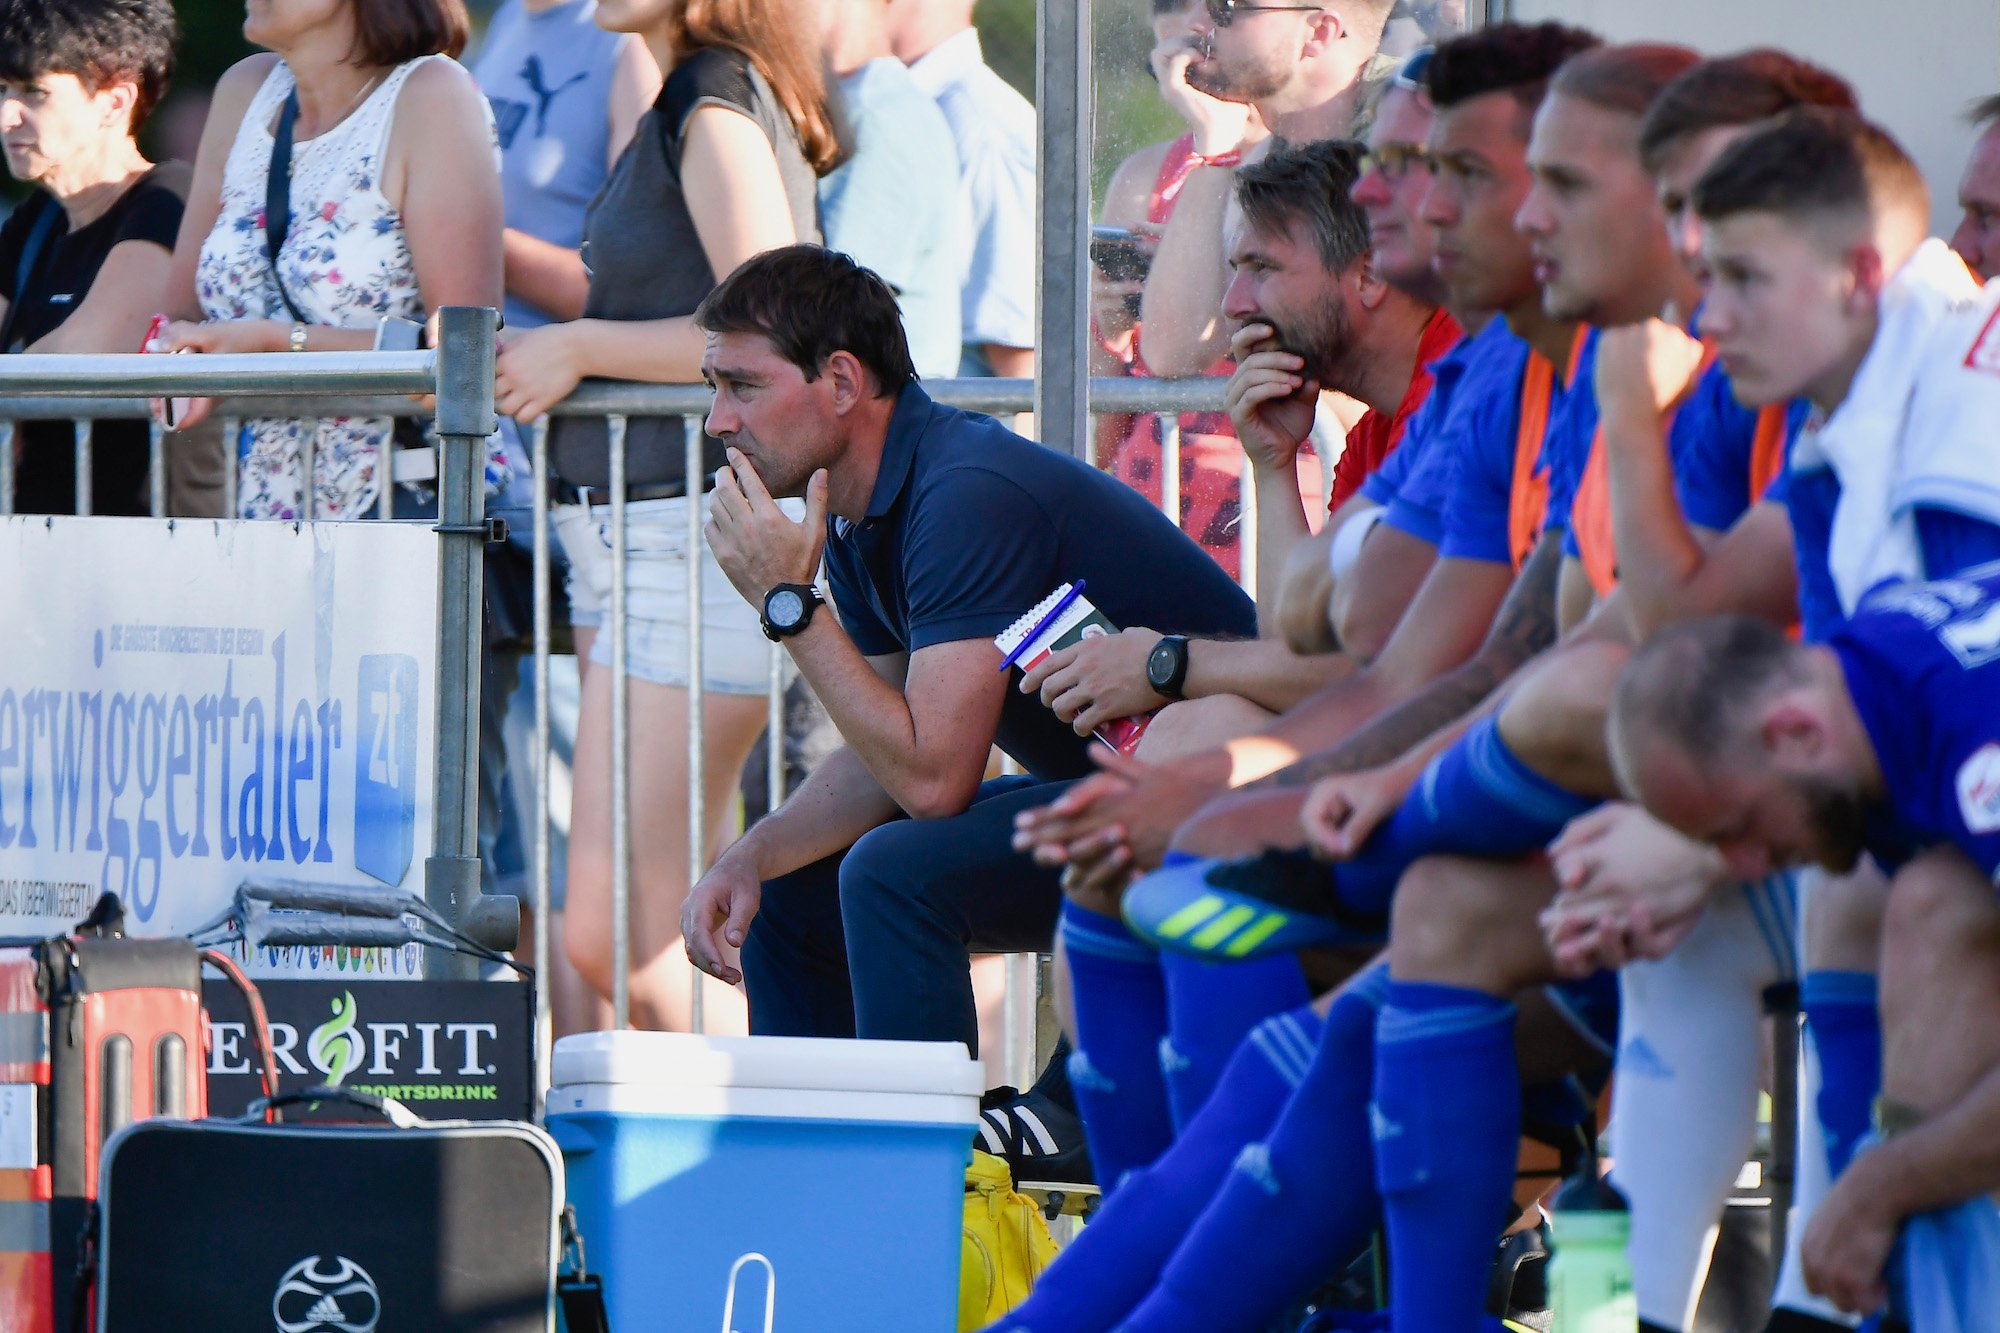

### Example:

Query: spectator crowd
xmin=7 ymin=0 xmax=2000 ymax=1328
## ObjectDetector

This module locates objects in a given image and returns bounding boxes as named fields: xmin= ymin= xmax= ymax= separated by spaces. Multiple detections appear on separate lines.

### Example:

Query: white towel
xmin=1790 ymin=239 xmax=1995 ymax=612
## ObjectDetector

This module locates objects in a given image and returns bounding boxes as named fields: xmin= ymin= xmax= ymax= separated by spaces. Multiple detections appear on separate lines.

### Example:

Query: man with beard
xmin=1610 ymin=587 xmax=2000 ymax=1325
xmin=1141 ymin=0 xmax=1399 ymax=379
xmin=1019 ymin=135 xmax=1459 ymax=753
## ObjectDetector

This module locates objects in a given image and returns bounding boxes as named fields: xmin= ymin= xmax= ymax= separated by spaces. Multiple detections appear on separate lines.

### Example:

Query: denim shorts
xmin=552 ymin=495 xmax=800 ymax=696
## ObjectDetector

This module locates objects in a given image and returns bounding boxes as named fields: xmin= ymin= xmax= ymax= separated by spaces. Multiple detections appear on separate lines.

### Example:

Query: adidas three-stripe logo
xmin=1150 ymin=892 xmax=1292 ymax=957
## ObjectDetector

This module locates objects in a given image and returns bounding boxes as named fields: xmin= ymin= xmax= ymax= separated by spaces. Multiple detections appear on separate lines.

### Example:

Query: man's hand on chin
xmin=706 ymin=448 xmax=827 ymax=603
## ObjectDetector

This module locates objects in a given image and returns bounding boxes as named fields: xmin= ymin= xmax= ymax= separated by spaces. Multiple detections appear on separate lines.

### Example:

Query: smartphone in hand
xmin=141 ymin=314 xmax=191 ymax=430
xmin=1089 ymin=226 xmax=1155 ymax=285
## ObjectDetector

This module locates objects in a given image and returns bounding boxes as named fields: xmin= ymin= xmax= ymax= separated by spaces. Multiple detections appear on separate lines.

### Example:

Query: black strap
xmin=263 ymin=91 xmax=309 ymax=326
xmin=1 ymin=198 xmax=64 ymax=352
xmin=557 ymin=1205 xmax=610 ymax=1332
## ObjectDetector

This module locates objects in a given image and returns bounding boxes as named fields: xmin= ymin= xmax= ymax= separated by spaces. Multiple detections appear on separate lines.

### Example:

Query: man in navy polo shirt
xmin=683 ymin=245 xmax=1258 ymax=1068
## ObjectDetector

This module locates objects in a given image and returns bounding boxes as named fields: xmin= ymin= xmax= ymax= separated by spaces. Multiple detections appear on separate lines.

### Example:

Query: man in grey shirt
xmin=818 ymin=0 xmax=963 ymax=381
xmin=888 ymin=0 xmax=1037 ymax=378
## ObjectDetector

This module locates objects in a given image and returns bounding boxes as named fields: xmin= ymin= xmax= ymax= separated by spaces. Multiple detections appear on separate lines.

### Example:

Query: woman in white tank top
xmin=158 ymin=0 xmax=504 ymax=520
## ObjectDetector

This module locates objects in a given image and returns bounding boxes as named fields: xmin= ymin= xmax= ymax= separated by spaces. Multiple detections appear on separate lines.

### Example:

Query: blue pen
xmin=998 ymin=580 xmax=1087 ymax=672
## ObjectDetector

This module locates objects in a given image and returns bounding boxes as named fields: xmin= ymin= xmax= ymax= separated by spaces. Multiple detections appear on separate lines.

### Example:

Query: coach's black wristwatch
xmin=761 ymin=583 xmax=825 ymax=642
xmin=1146 ymin=634 xmax=1191 ymax=700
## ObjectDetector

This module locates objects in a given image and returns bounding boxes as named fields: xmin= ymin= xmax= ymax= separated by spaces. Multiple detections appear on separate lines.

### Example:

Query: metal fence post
xmin=1036 ymin=0 xmax=1092 ymax=460
xmin=427 ymin=305 xmax=506 ymax=980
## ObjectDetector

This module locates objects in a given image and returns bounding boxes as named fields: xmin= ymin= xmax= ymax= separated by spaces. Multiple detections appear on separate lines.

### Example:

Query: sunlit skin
xmin=1614 ymin=670 xmax=1885 ymax=880
xmin=1185 ymin=1 xmax=1320 ymax=104
xmin=1698 ymin=210 xmax=1878 ymax=412
xmin=0 ymin=72 xmax=136 ymax=193
xmin=1950 ymin=121 xmax=2000 ymax=280
xmin=1516 ymin=92 xmax=1689 ymax=326
xmin=1221 ymin=217 xmax=1356 ymax=383
xmin=1418 ymin=89 xmax=1539 ymax=315
xmin=1650 ymin=124 xmax=1751 ymax=287
xmin=700 ymin=330 xmax=867 ymax=509
xmin=1351 ymin=83 xmax=1441 ymax=298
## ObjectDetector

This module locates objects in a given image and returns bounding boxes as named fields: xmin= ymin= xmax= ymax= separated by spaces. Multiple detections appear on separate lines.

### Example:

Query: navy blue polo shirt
xmin=823 ymin=383 xmax=1260 ymax=780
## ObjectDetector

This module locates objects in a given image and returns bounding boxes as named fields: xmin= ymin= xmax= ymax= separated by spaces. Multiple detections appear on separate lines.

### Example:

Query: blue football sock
xmin=1061 ymin=901 xmax=1176 ymax=1190
xmin=1160 ymin=951 xmax=1309 ymax=1127
xmin=1331 ymin=716 xmax=1600 ymax=918
xmin=1802 ymin=969 xmax=1880 ymax=1178
xmin=995 ymin=1004 xmax=1324 ymax=1333
xmin=1374 ymin=981 xmax=1520 ymax=1333
xmin=1120 ymin=967 xmax=1393 ymax=1333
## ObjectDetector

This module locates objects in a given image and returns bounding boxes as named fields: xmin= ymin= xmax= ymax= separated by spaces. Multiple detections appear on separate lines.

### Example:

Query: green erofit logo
xmin=307 ymin=991 xmax=362 ymax=1087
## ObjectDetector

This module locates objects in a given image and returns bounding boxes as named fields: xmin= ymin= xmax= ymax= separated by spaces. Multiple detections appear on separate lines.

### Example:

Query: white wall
xmin=1497 ymin=0 xmax=2000 ymax=237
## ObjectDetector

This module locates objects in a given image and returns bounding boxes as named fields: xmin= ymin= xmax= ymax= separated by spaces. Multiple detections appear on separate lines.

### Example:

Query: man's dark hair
xmin=694 ymin=244 xmax=918 ymax=396
xmin=1233 ymin=138 xmax=1371 ymax=273
xmin=1425 ymin=20 xmax=1600 ymax=117
xmin=1693 ymin=106 xmax=1928 ymax=233
xmin=348 ymin=0 xmax=471 ymax=65
xmin=1611 ymin=614 xmax=1808 ymax=767
xmin=1970 ymin=93 xmax=2000 ymax=130
xmin=1549 ymin=42 xmax=1701 ymax=119
xmin=0 ymin=0 xmax=177 ymax=132
xmin=1638 ymin=50 xmax=1858 ymax=172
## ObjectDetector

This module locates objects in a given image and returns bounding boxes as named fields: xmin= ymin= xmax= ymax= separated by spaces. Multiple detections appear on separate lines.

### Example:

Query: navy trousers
xmin=741 ymin=775 xmax=1072 ymax=1052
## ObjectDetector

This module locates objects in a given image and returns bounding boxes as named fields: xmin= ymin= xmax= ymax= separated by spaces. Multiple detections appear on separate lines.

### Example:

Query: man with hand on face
xmin=684 ymin=247 xmax=1256 ymax=1168
xmin=1018 ymin=139 xmax=1458 ymax=761
xmin=1611 ymin=590 xmax=2000 ymax=1327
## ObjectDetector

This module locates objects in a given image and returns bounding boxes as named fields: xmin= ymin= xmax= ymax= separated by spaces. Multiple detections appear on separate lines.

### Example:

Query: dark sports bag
xmin=92 ymin=1089 xmax=564 ymax=1332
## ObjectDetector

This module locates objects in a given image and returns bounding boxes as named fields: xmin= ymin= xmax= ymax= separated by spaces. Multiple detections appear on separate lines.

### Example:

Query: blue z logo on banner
xmin=353 ymin=655 xmax=418 ymax=885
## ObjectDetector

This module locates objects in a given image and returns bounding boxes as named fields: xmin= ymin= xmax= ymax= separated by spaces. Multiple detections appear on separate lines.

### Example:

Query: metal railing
xmin=0 ymin=370 xmax=1234 ymax=1093
xmin=0 ymin=311 xmax=509 ymax=982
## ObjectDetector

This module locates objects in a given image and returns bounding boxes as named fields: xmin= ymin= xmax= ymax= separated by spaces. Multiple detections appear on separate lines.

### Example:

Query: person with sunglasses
xmin=1138 ymin=0 xmax=1400 ymax=381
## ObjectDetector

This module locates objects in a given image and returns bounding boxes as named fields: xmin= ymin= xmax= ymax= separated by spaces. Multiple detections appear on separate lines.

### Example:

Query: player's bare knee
xmin=1388 ymin=857 xmax=1499 ymax=979
xmin=1885 ymin=849 xmax=1996 ymax=959
xmin=1134 ymin=694 xmax=1267 ymax=760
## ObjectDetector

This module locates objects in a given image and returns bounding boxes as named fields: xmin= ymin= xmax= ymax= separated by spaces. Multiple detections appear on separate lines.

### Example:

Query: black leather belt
xmin=554 ymin=479 xmax=688 ymax=506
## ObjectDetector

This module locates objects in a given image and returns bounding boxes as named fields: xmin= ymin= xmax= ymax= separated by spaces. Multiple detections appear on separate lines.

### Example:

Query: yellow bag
xmin=958 ymin=1150 xmax=1060 ymax=1330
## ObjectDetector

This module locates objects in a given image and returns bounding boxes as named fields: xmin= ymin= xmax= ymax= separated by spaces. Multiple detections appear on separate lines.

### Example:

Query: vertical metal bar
xmin=766 ymin=645 xmax=785 ymax=812
xmin=1003 ymin=952 xmax=1038 ymax=1093
xmin=684 ymin=415 xmax=707 ymax=1036
xmin=302 ymin=421 xmax=316 ymax=522
xmin=1035 ymin=0 xmax=1093 ymax=458
xmin=148 ymin=420 xmax=167 ymax=518
xmin=426 ymin=306 xmax=501 ymax=981
xmin=222 ymin=416 xmax=240 ymax=517
xmin=72 ymin=419 xmax=91 ymax=516
xmin=376 ymin=418 xmax=394 ymax=522
xmin=1238 ymin=451 xmax=1258 ymax=594
xmin=0 ymin=420 xmax=14 ymax=515
xmin=531 ymin=417 xmax=554 ymax=1099
xmin=1161 ymin=413 xmax=1182 ymax=530
xmin=608 ymin=413 xmax=631 ymax=1029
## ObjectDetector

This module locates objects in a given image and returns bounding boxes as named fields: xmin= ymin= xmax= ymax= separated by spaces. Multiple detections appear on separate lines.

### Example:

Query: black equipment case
xmin=91 ymin=1092 xmax=564 ymax=1332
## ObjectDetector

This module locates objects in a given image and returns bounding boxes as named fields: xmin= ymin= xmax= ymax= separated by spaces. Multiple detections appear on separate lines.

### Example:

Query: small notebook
xmin=995 ymin=582 xmax=1154 ymax=756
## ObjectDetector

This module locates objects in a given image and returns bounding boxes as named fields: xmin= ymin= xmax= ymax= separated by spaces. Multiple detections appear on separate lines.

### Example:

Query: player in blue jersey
xmin=1610 ymin=582 xmax=2000 ymax=1324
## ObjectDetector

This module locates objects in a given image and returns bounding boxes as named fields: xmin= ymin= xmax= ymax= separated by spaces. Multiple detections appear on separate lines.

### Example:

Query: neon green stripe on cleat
xmin=1188 ymin=904 xmax=1258 ymax=951
xmin=1152 ymin=894 xmax=1227 ymax=941
xmin=1224 ymin=913 xmax=1290 ymax=957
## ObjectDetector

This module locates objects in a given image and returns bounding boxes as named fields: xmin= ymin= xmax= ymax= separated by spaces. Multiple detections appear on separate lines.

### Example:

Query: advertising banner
xmin=0 ymin=517 xmax=440 ymax=976
xmin=203 ymin=979 xmax=535 ymax=1121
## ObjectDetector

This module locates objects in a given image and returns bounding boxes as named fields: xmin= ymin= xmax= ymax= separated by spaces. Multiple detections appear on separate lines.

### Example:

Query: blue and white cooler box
xmin=547 ymin=1031 xmax=983 ymax=1332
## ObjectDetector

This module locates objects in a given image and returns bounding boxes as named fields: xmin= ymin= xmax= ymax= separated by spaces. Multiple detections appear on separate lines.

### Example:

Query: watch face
xmin=768 ymin=589 xmax=804 ymax=628
xmin=1147 ymin=640 xmax=1175 ymax=686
